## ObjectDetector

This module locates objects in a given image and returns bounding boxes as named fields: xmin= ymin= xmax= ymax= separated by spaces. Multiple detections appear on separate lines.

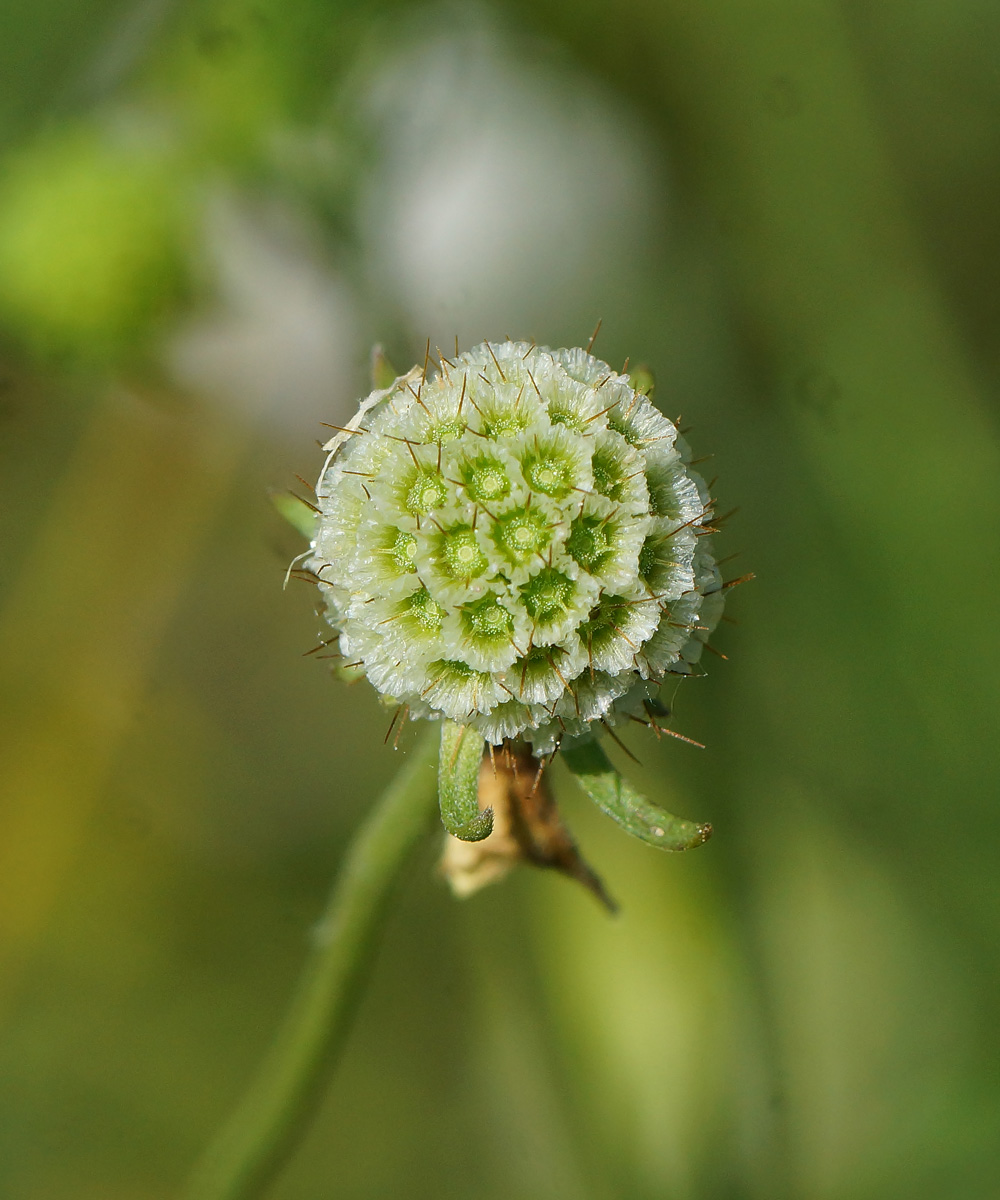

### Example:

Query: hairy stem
xmin=184 ymin=728 xmax=440 ymax=1200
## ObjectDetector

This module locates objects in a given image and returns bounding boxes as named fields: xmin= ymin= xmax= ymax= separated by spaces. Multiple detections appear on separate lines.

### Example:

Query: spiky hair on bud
xmin=309 ymin=341 xmax=724 ymax=758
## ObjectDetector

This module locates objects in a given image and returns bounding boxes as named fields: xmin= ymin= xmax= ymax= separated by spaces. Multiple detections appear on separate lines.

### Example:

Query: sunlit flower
xmin=309 ymin=341 xmax=724 ymax=756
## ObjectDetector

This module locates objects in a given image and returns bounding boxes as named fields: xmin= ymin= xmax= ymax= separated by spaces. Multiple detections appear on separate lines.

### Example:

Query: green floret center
xmin=521 ymin=568 xmax=574 ymax=622
xmin=388 ymin=530 xmax=418 ymax=572
xmin=429 ymin=418 xmax=465 ymax=444
xmin=401 ymin=588 xmax=445 ymax=633
xmin=580 ymin=597 xmax=628 ymax=638
xmin=590 ymin=447 xmax=629 ymax=501
xmin=430 ymin=657 xmax=475 ymax=679
xmin=493 ymin=507 xmax=551 ymax=564
xmin=405 ymin=469 xmax=449 ymax=516
xmin=567 ymin=515 xmax=614 ymax=573
xmin=441 ymin=526 xmax=488 ymax=579
xmin=547 ymin=398 xmax=586 ymax=431
xmin=463 ymin=597 xmax=514 ymax=641
xmin=426 ymin=658 xmax=493 ymax=702
xmin=522 ymin=451 xmax=573 ymax=499
xmin=513 ymin=643 xmax=570 ymax=689
xmin=607 ymin=407 xmax=642 ymax=446
xmin=638 ymin=534 xmax=678 ymax=584
xmin=481 ymin=403 xmax=529 ymax=438
xmin=578 ymin=597 xmax=635 ymax=658
xmin=461 ymin=456 xmax=511 ymax=504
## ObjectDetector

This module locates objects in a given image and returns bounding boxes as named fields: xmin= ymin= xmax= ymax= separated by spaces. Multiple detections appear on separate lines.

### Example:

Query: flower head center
xmin=430 ymin=418 xmax=464 ymax=444
xmin=494 ymin=507 xmax=551 ymax=563
xmin=591 ymin=452 xmax=626 ymax=501
xmin=524 ymin=454 xmax=571 ymax=498
xmin=389 ymin=530 xmax=417 ymax=571
xmin=441 ymin=527 xmax=487 ymax=578
xmin=476 ymin=468 xmax=506 ymax=499
xmin=521 ymin=568 xmax=574 ymax=621
xmin=405 ymin=470 xmax=448 ymax=516
xmin=403 ymin=588 xmax=445 ymax=633
xmin=465 ymin=597 xmax=513 ymax=639
xmin=567 ymin=515 xmax=613 ymax=572
xmin=460 ymin=454 xmax=513 ymax=505
xmin=482 ymin=410 xmax=527 ymax=438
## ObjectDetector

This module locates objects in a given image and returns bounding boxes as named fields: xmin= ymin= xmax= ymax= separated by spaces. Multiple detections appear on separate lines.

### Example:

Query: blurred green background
xmin=1 ymin=1 xmax=999 ymax=1196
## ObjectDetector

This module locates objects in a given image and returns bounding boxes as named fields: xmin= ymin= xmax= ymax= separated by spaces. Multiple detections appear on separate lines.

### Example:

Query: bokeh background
xmin=2 ymin=1 xmax=999 ymax=1197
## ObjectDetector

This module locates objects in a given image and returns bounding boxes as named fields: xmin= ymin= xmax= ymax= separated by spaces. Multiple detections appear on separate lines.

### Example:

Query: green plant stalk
xmin=184 ymin=728 xmax=440 ymax=1200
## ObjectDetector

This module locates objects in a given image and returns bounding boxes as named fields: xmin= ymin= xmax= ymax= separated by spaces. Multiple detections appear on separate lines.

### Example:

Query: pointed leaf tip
xmin=370 ymin=344 xmax=400 ymax=391
xmin=561 ymin=738 xmax=711 ymax=852
xmin=270 ymin=490 xmax=318 ymax=541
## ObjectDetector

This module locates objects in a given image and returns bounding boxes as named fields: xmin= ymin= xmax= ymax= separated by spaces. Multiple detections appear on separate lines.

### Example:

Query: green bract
xmin=310 ymin=342 xmax=724 ymax=756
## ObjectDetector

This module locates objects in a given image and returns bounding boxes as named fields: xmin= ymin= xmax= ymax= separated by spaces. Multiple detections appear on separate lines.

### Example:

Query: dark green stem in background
xmin=183 ymin=729 xmax=440 ymax=1200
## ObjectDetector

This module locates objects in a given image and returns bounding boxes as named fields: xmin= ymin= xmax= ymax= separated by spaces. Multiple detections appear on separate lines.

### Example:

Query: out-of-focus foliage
xmin=0 ymin=127 xmax=187 ymax=359
xmin=0 ymin=1 xmax=998 ymax=1198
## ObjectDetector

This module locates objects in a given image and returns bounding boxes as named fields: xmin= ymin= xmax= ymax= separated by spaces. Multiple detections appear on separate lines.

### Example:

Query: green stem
xmin=184 ymin=729 xmax=440 ymax=1200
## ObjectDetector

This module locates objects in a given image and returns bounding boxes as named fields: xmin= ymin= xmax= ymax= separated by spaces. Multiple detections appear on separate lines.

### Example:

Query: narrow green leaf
xmin=562 ymin=738 xmax=711 ymax=852
xmin=438 ymin=721 xmax=492 ymax=842
xmin=270 ymin=490 xmax=317 ymax=541
xmin=370 ymin=344 xmax=400 ymax=391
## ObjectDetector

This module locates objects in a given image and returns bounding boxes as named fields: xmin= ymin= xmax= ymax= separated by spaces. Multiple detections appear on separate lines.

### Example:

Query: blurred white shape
xmin=360 ymin=12 xmax=665 ymax=345
xmin=167 ymin=190 xmax=358 ymax=432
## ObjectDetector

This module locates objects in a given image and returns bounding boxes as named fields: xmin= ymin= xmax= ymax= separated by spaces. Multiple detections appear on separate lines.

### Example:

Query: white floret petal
xmin=309 ymin=342 xmax=725 ymax=746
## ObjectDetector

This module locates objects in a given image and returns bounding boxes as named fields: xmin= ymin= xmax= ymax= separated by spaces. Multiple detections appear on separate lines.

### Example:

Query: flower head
xmin=309 ymin=341 xmax=724 ymax=756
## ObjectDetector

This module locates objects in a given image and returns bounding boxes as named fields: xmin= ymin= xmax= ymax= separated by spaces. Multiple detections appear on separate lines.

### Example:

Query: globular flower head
xmin=310 ymin=341 xmax=724 ymax=754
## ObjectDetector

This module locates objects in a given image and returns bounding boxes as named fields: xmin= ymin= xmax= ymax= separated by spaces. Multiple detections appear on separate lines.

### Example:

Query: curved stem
xmin=184 ymin=728 xmax=440 ymax=1200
